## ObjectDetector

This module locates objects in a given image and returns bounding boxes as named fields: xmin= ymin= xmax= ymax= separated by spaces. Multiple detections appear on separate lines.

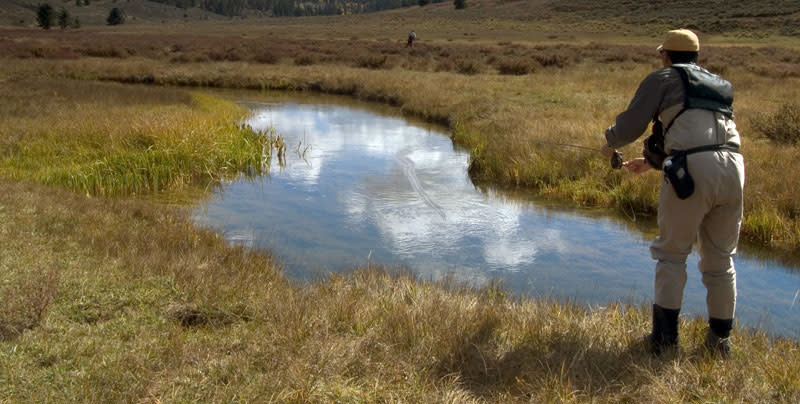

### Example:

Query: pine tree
xmin=106 ymin=7 xmax=126 ymax=25
xmin=57 ymin=7 xmax=70 ymax=29
xmin=36 ymin=3 xmax=54 ymax=30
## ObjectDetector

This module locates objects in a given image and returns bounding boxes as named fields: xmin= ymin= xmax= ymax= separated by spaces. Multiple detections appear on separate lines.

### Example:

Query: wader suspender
xmin=664 ymin=64 xmax=738 ymax=156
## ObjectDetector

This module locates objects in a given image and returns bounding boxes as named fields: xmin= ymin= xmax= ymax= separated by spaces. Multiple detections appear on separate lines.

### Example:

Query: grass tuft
xmin=0 ymin=267 xmax=60 ymax=341
xmin=751 ymin=103 xmax=800 ymax=144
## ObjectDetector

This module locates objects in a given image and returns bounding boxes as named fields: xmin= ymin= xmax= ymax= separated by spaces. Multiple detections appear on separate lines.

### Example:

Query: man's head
xmin=658 ymin=29 xmax=699 ymax=65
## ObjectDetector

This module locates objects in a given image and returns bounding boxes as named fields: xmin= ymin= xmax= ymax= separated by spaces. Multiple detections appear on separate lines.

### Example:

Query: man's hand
xmin=599 ymin=143 xmax=616 ymax=158
xmin=623 ymin=157 xmax=652 ymax=174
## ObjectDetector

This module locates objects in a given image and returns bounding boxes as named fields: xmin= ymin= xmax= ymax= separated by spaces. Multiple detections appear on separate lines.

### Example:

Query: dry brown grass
xmin=1 ymin=180 xmax=798 ymax=402
xmin=6 ymin=27 xmax=800 ymax=77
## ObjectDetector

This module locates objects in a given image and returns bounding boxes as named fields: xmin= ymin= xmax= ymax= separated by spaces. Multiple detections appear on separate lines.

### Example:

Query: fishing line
xmin=531 ymin=139 xmax=623 ymax=169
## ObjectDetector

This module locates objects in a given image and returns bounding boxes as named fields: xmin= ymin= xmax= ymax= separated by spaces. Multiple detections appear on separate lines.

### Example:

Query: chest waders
xmin=645 ymin=64 xmax=741 ymax=357
xmin=643 ymin=64 xmax=738 ymax=199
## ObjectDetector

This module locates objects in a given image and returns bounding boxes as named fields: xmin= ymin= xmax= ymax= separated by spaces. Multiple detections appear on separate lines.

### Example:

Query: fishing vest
xmin=643 ymin=63 xmax=737 ymax=170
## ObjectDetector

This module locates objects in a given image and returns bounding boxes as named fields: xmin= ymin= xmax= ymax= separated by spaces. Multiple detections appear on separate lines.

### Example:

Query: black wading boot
xmin=704 ymin=318 xmax=733 ymax=358
xmin=646 ymin=304 xmax=680 ymax=355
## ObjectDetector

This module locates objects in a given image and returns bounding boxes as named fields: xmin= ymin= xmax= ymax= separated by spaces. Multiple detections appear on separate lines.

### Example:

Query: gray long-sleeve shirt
xmin=604 ymin=67 xmax=685 ymax=149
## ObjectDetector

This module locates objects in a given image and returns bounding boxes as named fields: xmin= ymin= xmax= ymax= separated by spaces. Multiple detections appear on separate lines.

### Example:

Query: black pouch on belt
xmin=663 ymin=151 xmax=694 ymax=199
xmin=642 ymin=120 xmax=667 ymax=170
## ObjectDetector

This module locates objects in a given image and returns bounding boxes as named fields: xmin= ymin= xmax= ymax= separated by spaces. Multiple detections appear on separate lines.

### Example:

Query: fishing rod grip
xmin=610 ymin=150 xmax=623 ymax=169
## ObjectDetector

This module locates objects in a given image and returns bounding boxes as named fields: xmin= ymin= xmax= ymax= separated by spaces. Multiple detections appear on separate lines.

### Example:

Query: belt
xmin=671 ymin=142 xmax=740 ymax=156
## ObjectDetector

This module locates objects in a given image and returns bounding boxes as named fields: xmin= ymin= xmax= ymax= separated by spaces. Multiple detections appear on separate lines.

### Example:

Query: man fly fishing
xmin=407 ymin=30 xmax=416 ymax=48
xmin=600 ymin=29 xmax=745 ymax=357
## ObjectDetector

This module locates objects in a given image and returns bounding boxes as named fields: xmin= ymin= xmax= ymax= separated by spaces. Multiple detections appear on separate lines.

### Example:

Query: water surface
xmin=193 ymin=94 xmax=800 ymax=337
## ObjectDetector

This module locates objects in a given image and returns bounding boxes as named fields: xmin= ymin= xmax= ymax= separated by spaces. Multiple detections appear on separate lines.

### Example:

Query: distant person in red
xmin=407 ymin=30 xmax=417 ymax=48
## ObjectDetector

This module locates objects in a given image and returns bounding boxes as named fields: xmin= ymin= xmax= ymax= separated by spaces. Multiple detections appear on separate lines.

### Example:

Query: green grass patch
xmin=0 ymin=81 xmax=283 ymax=196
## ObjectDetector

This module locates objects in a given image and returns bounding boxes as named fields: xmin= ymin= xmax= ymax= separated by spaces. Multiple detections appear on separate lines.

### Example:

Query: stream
xmin=193 ymin=93 xmax=800 ymax=337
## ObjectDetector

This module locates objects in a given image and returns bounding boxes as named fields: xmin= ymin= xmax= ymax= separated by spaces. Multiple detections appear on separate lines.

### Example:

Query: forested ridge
xmin=146 ymin=0 xmax=435 ymax=17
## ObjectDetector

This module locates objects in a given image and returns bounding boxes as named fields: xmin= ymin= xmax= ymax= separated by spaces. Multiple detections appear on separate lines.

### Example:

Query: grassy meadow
xmin=2 ymin=179 xmax=799 ymax=402
xmin=2 ymin=3 xmax=800 ymax=402
xmin=3 ymin=32 xmax=800 ymax=251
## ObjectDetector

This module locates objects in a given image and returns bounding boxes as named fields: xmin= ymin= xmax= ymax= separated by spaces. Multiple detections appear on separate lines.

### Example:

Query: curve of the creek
xmin=192 ymin=91 xmax=800 ymax=338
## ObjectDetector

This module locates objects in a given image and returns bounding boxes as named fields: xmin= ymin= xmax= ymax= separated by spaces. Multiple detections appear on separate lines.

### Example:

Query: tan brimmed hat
xmin=657 ymin=29 xmax=699 ymax=52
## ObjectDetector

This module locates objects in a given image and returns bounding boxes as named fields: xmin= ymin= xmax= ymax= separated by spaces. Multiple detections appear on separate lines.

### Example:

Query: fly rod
xmin=532 ymin=139 xmax=623 ymax=170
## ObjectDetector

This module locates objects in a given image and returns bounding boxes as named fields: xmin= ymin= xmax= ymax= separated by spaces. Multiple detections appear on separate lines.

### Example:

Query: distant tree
xmin=454 ymin=0 xmax=466 ymax=8
xmin=84 ymin=0 xmax=90 ymax=5
xmin=72 ymin=17 xmax=81 ymax=29
xmin=36 ymin=3 xmax=54 ymax=29
xmin=272 ymin=0 xmax=294 ymax=16
xmin=418 ymin=0 xmax=430 ymax=6
xmin=106 ymin=7 xmax=126 ymax=25
xmin=57 ymin=7 xmax=70 ymax=29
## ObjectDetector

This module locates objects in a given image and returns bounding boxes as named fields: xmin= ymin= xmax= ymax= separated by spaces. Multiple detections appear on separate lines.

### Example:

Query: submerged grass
xmin=1 ymin=180 xmax=798 ymax=403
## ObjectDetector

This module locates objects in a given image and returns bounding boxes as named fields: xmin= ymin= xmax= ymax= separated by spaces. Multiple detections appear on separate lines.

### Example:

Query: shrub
xmin=356 ymin=54 xmax=390 ymax=69
xmin=705 ymin=63 xmax=728 ymax=75
xmin=294 ymin=54 xmax=316 ymax=66
xmin=434 ymin=59 xmax=454 ymax=72
xmin=253 ymin=50 xmax=278 ymax=64
xmin=85 ymin=46 xmax=129 ymax=58
xmin=496 ymin=57 xmax=537 ymax=75
xmin=52 ymin=47 xmax=80 ymax=60
xmin=751 ymin=103 xmax=800 ymax=144
xmin=534 ymin=53 xmax=570 ymax=68
xmin=207 ymin=48 xmax=244 ymax=62
xmin=0 ymin=268 xmax=60 ymax=340
xmin=455 ymin=59 xmax=485 ymax=75
xmin=224 ymin=48 xmax=244 ymax=61
xmin=31 ymin=46 xmax=54 ymax=58
xmin=169 ymin=53 xmax=192 ymax=64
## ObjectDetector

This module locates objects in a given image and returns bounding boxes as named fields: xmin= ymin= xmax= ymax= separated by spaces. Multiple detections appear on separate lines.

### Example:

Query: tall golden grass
xmin=1 ymin=180 xmax=798 ymax=403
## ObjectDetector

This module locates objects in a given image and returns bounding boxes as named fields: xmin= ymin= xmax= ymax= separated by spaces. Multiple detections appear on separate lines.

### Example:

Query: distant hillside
xmin=142 ymin=0 xmax=800 ymax=33
xmin=146 ymin=0 xmax=424 ymax=17
xmin=547 ymin=0 xmax=800 ymax=35
xmin=0 ymin=0 xmax=226 ymax=27
xmin=2 ymin=0 xmax=800 ymax=36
